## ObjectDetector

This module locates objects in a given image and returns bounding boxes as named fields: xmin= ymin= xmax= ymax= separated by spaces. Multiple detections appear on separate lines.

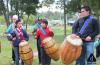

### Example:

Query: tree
xmin=0 ymin=0 xmax=10 ymax=27
xmin=0 ymin=0 xmax=39 ymax=28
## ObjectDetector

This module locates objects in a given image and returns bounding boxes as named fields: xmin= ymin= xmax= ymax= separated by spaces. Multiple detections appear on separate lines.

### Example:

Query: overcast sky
xmin=37 ymin=0 xmax=63 ymax=13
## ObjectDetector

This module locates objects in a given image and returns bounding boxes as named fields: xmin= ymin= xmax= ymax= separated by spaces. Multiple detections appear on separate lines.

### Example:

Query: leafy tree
xmin=0 ymin=0 xmax=39 ymax=28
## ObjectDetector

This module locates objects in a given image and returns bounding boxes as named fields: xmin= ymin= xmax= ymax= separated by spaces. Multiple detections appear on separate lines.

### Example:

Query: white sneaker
xmin=19 ymin=59 xmax=22 ymax=63
xmin=11 ymin=61 xmax=15 ymax=64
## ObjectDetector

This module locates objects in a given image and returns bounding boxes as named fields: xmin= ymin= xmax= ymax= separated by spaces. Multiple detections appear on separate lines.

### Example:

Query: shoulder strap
xmin=79 ymin=16 xmax=93 ymax=34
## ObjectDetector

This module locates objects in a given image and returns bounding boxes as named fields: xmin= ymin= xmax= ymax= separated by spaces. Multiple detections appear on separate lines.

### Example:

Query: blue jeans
xmin=13 ymin=47 xmax=24 ymax=65
xmin=76 ymin=42 xmax=94 ymax=65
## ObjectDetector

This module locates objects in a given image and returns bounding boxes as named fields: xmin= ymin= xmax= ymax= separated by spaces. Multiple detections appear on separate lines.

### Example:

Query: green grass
xmin=0 ymin=25 xmax=100 ymax=65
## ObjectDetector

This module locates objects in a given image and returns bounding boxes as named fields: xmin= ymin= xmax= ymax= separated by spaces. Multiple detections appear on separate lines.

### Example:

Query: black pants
xmin=96 ymin=44 xmax=100 ymax=58
xmin=37 ymin=38 xmax=41 ymax=64
xmin=41 ymin=48 xmax=51 ymax=65
xmin=12 ymin=48 xmax=15 ymax=61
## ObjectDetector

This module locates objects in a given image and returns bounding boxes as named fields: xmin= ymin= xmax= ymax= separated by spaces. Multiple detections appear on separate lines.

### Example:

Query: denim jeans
xmin=12 ymin=48 xmax=15 ymax=61
xmin=13 ymin=47 xmax=24 ymax=65
xmin=76 ymin=42 xmax=94 ymax=65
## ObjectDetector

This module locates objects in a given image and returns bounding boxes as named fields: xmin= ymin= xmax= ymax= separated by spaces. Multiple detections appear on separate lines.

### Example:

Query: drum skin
xmin=43 ymin=37 xmax=59 ymax=61
xmin=19 ymin=41 xmax=33 ymax=65
xmin=60 ymin=35 xmax=82 ymax=65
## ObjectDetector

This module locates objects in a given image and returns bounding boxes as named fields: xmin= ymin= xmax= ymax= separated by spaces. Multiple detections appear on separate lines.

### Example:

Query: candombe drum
xmin=42 ymin=37 xmax=59 ymax=61
xmin=19 ymin=41 xmax=33 ymax=65
xmin=60 ymin=35 xmax=83 ymax=65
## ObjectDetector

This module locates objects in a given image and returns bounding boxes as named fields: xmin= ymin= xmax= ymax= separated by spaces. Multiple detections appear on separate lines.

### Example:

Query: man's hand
xmin=71 ymin=34 xmax=79 ymax=39
xmin=85 ymin=36 xmax=92 ymax=41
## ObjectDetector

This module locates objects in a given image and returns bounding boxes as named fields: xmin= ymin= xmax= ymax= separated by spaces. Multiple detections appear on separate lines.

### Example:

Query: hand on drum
xmin=85 ymin=36 xmax=92 ymax=41
xmin=71 ymin=34 xmax=79 ymax=39
xmin=21 ymin=40 xmax=26 ymax=42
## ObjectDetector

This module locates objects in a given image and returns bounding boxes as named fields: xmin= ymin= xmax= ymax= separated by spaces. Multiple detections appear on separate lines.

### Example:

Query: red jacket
xmin=36 ymin=27 xmax=54 ymax=47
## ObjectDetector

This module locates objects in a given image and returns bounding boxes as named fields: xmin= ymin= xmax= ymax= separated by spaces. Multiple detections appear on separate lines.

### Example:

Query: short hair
xmin=41 ymin=19 xmax=48 ymax=25
xmin=81 ymin=6 xmax=91 ymax=13
xmin=15 ymin=19 xmax=21 ymax=24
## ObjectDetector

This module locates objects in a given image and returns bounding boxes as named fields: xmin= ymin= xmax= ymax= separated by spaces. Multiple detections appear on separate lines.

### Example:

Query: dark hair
xmin=81 ymin=6 xmax=91 ymax=13
xmin=15 ymin=19 xmax=21 ymax=24
xmin=15 ymin=19 xmax=21 ymax=28
xmin=41 ymin=19 xmax=48 ymax=25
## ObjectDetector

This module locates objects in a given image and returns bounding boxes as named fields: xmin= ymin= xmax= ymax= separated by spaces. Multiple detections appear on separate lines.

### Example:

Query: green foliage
xmin=22 ymin=15 xmax=36 ymax=24
xmin=0 ymin=16 xmax=5 ymax=24
xmin=42 ymin=0 xmax=55 ymax=7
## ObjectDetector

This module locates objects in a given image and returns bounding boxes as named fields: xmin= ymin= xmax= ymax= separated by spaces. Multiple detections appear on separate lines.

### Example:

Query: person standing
xmin=32 ymin=17 xmax=42 ymax=65
xmin=5 ymin=15 xmax=18 ymax=64
xmin=72 ymin=6 xmax=99 ymax=65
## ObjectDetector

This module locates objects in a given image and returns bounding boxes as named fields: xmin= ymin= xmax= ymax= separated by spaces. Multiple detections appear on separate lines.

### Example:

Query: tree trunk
xmin=63 ymin=0 xmax=67 ymax=38
xmin=26 ymin=15 xmax=30 ymax=31
xmin=2 ymin=10 xmax=10 ymax=27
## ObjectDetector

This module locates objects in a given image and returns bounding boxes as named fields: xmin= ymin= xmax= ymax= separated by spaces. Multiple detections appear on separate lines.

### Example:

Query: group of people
xmin=6 ymin=15 xmax=54 ymax=65
xmin=5 ymin=5 xmax=100 ymax=65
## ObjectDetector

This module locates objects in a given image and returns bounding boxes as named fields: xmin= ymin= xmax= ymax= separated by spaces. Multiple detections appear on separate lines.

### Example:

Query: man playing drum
xmin=72 ymin=6 xmax=99 ymax=65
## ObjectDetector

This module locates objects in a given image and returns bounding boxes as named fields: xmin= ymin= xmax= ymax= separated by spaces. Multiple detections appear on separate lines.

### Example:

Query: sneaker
xmin=11 ymin=61 xmax=15 ymax=64
xmin=19 ymin=59 xmax=21 ymax=63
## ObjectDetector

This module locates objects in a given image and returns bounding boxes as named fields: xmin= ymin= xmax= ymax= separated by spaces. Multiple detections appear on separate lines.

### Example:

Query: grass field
xmin=0 ymin=25 xmax=100 ymax=65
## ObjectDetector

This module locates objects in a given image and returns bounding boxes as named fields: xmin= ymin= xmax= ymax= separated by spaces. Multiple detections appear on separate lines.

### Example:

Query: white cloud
xmin=37 ymin=4 xmax=63 ymax=13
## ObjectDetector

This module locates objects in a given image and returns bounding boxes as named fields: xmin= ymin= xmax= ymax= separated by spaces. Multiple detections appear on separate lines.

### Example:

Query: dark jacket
xmin=9 ymin=29 xmax=29 ymax=47
xmin=72 ymin=15 xmax=99 ymax=41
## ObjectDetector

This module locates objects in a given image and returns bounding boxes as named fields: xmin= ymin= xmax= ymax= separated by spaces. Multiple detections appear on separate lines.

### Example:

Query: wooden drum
xmin=60 ymin=35 xmax=83 ymax=65
xmin=43 ymin=37 xmax=59 ymax=61
xmin=19 ymin=41 xmax=33 ymax=65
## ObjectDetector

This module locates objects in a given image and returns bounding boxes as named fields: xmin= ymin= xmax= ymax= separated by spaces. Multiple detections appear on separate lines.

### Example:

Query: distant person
xmin=32 ymin=16 xmax=42 ymax=65
xmin=5 ymin=15 xmax=18 ymax=64
xmin=72 ymin=6 xmax=99 ymax=65
xmin=35 ymin=19 xmax=54 ymax=65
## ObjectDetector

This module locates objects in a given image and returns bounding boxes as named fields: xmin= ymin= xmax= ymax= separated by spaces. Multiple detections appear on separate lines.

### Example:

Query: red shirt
xmin=36 ymin=27 xmax=54 ymax=41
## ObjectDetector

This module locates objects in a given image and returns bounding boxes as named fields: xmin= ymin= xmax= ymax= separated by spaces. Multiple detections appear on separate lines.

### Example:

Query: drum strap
xmin=35 ymin=23 xmax=46 ymax=35
xmin=79 ymin=16 xmax=93 ymax=34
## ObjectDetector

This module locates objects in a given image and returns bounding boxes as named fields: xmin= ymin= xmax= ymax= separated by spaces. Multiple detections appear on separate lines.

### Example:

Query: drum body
xmin=43 ymin=37 xmax=59 ymax=61
xmin=60 ymin=35 xmax=83 ymax=65
xmin=19 ymin=41 xmax=33 ymax=65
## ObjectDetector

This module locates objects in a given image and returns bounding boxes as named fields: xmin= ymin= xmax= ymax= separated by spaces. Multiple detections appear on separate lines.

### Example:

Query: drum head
xmin=66 ymin=35 xmax=83 ymax=46
xmin=19 ymin=41 xmax=28 ymax=46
